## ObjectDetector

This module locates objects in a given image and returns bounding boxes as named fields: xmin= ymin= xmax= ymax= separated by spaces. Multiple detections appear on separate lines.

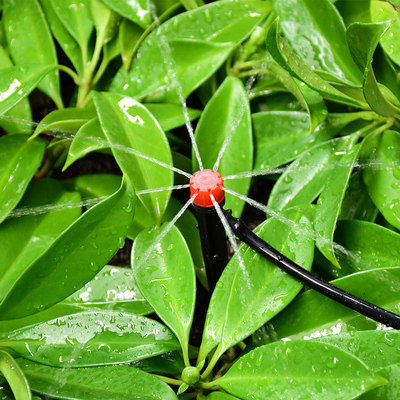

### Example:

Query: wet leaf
xmin=360 ymin=364 xmax=400 ymax=400
xmin=0 ymin=135 xmax=45 ymax=224
xmin=41 ymin=0 xmax=83 ymax=74
xmin=347 ymin=21 xmax=400 ymax=116
xmin=64 ymin=118 xmax=106 ymax=169
xmin=18 ymin=359 xmax=178 ymax=400
xmin=145 ymin=103 xmax=201 ymax=132
xmin=93 ymin=91 xmax=173 ymax=224
xmin=371 ymin=0 xmax=400 ymax=66
xmin=324 ymin=220 xmax=400 ymax=278
xmin=253 ymin=111 xmax=334 ymax=172
xmin=0 ymin=46 xmax=32 ymax=135
xmin=0 ymin=179 xmax=135 ymax=320
xmin=0 ymin=265 xmax=153 ymax=334
xmin=0 ymin=350 xmax=31 ymax=400
xmin=90 ymin=0 xmax=120 ymax=45
xmin=273 ymin=0 xmax=363 ymax=85
xmin=0 ymin=179 xmax=81 ymax=302
xmin=101 ymin=0 xmax=151 ymax=28
xmin=261 ymin=267 xmax=400 ymax=342
xmin=132 ymin=224 xmax=195 ymax=364
xmin=314 ymin=142 xmax=361 ymax=267
xmin=206 ymin=393 xmax=239 ymax=400
xmin=194 ymin=76 xmax=252 ymax=216
xmin=363 ymin=130 xmax=400 ymax=229
xmin=111 ymin=0 xmax=271 ymax=102
xmin=131 ymin=351 xmax=185 ymax=375
xmin=2 ymin=311 xmax=179 ymax=366
xmin=118 ymin=18 xmax=143 ymax=70
xmin=267 ymin=19 xmax=366 ymax=107
xmin=3 ymin=0 xmax=62 ymax=108
xmin=215 ymin=341 xmax=386 ymax=400
xmin=0 ymin=65 xmax=55 ymax=116
xmin=198 ymin=207 xmax=314 ymax=364
xmin=50 ymin=0 xmax=94 ymax=49
xmin=268 ymin=135 xmax=358 ymax=213
xmin=32 ymin=107 xmax=95 ymax=139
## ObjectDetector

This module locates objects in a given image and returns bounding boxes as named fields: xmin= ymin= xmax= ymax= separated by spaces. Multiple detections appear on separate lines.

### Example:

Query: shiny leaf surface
xmin=0 ymin=265 xmax=152 ymax=334
xmin=93 ymin=91 xmax=173 ymax=223
xmin=273 ymin=0 xmax=362 ymax=85
xmin=262 ymin=267 xmax=400 ymax=341
xmin=101 ymin=0 xmax=151 ymax=28
xmin=2 ymin=311 xmax=179 ymax=367
xmin=347 ymin=21 xmax=400 ymax=116
xmin=194 ymin=76 xmax=252 ymax=216
xmin=50 ymin=0 xmax=94 ymax=48
xmin=111 ymin=0 xmax=271 ymax=101
xmin=0 ymin=179 xmax=81 ymax=302
xmin=199 ymin=208 xmax=314 ymax=363
xmin=0 ymin=135 xmax=45 ymax=224
xmin=3 ymin=0 xmax=62 ymax=107
xmin=18 ymin=359 xmax=178 ymax=400
xmin=40 ymin=0 xmax=83 ymax=74
xmin=216 ymin=341 xmax=385 ymax=400
xmin=363 ymin=130 xmax=400 ymax=229
xmin=0 ymin=46 xmax=32 ymax=135
xmin=119 ymin=18 xmax=143 ymax=71
xmin=0 ymin=179 xmax=135 ymax=320
xmin=90 ymin=0 xmax=119 ymax=45
xmin=0 ymin=66 xmax=55 ymax=115
xmin=0 ymin=350 xmax=31 ymax=400
xmin=132 ymin=224 xmax=195 ymax=364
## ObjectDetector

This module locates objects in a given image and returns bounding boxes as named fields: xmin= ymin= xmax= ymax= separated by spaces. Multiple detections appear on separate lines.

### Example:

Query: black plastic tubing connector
xmin=223 ymin=209 xmax=400 ymax=330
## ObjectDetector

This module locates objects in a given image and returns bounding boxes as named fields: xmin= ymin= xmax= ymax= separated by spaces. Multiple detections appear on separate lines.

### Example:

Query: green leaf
xmin=253 ymin=111 xmax=335 ymax=172
xmin=266 ymin=19 xmax=366 ymax=107
xmin=63 ymin=118 xmax=105 ymax=169
xmin=215 ymin=341 xmax=386 ymax=400
xmin=371 ymin=0 xmax=400 ymax=66
xmin=132 ymin=224 xmax=195 ymax=365
xmin=101 ymin=0 xmax=151 ymax=28
xmin=40 ymin=0 xmax=83 ymax=74
xmin=206 ymin=393 xmax=239 ymax=400
xmin=0 ymin=179 xmax=135 ymax=320
xmin=0 ymin=350 xmax=31 ymax=400
xmin=363 ymin=130 xmax=400 ymax=229
xmin=111 ymin=0 xmax=271 ymax=101
xmin=273 ymin=0 xmax=363 ymax=85
xmin=0 ymin=46 xmax=32 ymax=135
xmin=360 ymin=364 xmax=400 ymax=400
xmin=268 ymin=135 xmax=358 ymax=213
xmin=131 ymin=351 xmax=185 ymax=375
xmin=115 ymin=39 xmax=235 ymax=103
xmin=18 ymin=359 xmax=178 ymax=400
xmin=346 ymin=21 xmax=400 ymax=116
xmin=261 ymin=267 xmax=400 ymax=341
xmin=335 ymin=0 xmax=371 ymax=26
xmin=325 ymin=220 xmax=400 ymax=278
xmin=2 ymin=311 xmax=180 ymax=366
xmin=90 ymin=0 xmax=120 ymax=45
xmin=338 ymin=170 xmax=378 ymax=222
xmin=0 ymin=265 xmax=153 ymax=334
xmin=193 ymin=76 xmax=252 ymax=216
xmin=0 ymin=179 xmax=81 ymax=302
xmin=50 ymin=0 xmax=94 ymax=49
xmin=93 ymin=91 xmax=173 ymax=224
xmin=32 ymin=107 xmax=95 ymax=139
xmin=0 ymin=65 xmax=56 ymax=115
xmin=314 ymin=330 xmax=400 ymax=371
xmin=118 ymin=18 xmax=143 ymax=70
xmin=0 ymin=135 xmax=45 ymax=224
xmin=314 ymin=143 xmax=361 ymax=267
xmin=3 ymin=0 xmax=62 ymax=108
xmin=145 ymin=103 xmax=201 ymax=132
xmin=198 ymin=207 xmax=314 ymax=364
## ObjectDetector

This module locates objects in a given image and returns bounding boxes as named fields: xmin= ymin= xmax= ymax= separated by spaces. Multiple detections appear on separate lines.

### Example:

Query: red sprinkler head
xmin=190 ymin=169 xmax=224 ymax=208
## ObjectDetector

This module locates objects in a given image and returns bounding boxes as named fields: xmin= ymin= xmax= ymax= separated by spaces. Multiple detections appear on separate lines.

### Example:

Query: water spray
xmin=190 ymin=169 xmax=400 ymax=329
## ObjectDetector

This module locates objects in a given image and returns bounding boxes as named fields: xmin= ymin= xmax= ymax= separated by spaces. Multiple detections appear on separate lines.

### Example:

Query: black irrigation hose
xmin=223 ymin=209 xmax=400 ymax=330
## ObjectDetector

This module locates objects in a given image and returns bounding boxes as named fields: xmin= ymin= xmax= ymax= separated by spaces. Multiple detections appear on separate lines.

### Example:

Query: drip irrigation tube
xmin=223 ymin=209 xmax=400 ymax=330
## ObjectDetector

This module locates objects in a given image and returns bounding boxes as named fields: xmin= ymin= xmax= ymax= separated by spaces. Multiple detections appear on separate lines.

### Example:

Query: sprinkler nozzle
xmin=190 ymin=169 xmax=224 ymax=207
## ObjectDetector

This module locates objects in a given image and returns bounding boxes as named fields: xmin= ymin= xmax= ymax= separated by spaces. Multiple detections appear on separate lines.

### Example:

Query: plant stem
xmin=200 ymin=344 xmax=224 ymax=380
xmin=180 ymin=0 xmax=200 ymax=10
xmin=236 ymin=68 xmax=269 ymax=78
xmin=155 ymin=375 xmax=183 ymax=386
xmin=56 ymin=65 xmax=81 ymax=85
